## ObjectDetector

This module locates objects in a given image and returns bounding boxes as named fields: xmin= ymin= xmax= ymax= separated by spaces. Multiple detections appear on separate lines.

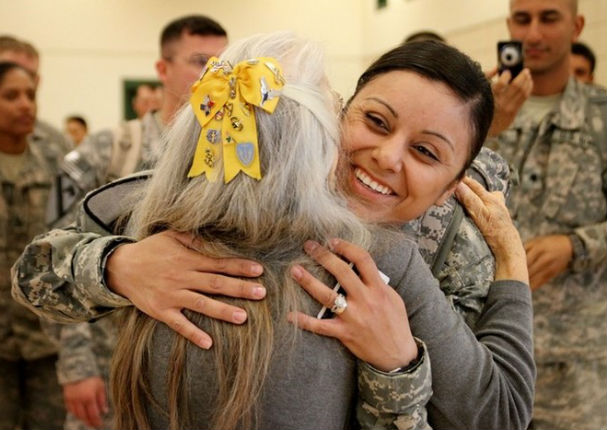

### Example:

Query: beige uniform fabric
xmin=0 ymin=125 xmax=71 ymax=429
xmin=489 ymin=79 xmax=607 ymax=430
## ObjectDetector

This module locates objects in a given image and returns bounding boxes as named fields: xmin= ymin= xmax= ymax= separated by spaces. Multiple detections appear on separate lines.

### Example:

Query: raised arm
xmin=11 ymin=175 xmax=269 ymax=349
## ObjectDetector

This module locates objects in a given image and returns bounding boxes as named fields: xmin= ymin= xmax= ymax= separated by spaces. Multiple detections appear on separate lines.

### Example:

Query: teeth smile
xmin=354 ymin=168 xmax=394 ymax=196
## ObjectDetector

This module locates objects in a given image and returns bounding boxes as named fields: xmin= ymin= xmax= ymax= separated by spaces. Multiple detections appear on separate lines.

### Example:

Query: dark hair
xmin=0 ymin=35 xmax=39 ymax=58
xmin=571 ymin=41 xmax=595 ymax=73
xmin=403 ymin=30 xmax=446 ymax=44
xmin=0 ymin=35 xmax=22 ymax=53
xmin=160 ymin=15 xmax=227 ymax=57
xmin=66 ymin=115 xmax=88 ymax=129
xmin=351 ymin=40 xmax=494 ymax=178
xmin=0 ymin=61 xmax=33 ymax=85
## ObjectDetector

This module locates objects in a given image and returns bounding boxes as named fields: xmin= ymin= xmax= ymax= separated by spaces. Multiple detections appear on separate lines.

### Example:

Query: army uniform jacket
xmin=0 ymin=127 xmax=71 ymax=361
xmin=488 ymin=78 xmax=607 ymax=363
xmin=47 ymin=111 xmax=164 ymax=386
xmin=409 ymin=148 xmax=511 ymax=330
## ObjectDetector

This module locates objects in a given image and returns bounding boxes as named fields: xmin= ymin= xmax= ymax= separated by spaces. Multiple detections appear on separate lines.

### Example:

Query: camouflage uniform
xmin=0 ymin=125 xmax=70 ymax=429
xmin=46 ymin=110 xmax=164 ymax=430
xmin=357 ymin=339 xmax=432 ymax=430
xmin=12 ymin=147 xmax=535 ymax=429
xmin=408 ymin=147 xmax=511 ymax=329
xmin=488 ymin=78 xmax=607 ymax=430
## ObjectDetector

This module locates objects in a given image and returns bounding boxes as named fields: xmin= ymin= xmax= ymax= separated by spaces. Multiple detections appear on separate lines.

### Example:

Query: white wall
xmin=362 ymin=0 xmax=606 ymax=86
xmin=0 ymin=0 xmax=366 ymax=131
xmin=0 ymin=0 xmax=605 ymax=133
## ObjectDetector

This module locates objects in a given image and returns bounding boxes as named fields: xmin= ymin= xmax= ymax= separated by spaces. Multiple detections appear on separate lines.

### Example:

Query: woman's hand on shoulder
xmin=455 ymin=176 xmax=529 ymax=284
xmin=105 ymin=230 xmax=266 ymax=349
xmin=288 ymin=239 xmax=417 ymax=372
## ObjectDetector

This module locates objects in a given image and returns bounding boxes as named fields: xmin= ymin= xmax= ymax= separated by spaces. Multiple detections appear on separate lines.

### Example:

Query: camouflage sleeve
xmin=572 ymin=221 xmax=607 ymax=273
xmin=435 ymin=216 xmax=495 ymax=330
xmin=55 ymin=322 xmax=101 ymax=384
xmin=572 ymin=89 xmax=607 ymax=273
xmin=71 ymin=129 xmax=115 ymax=188
xmin=357 ymin=339 xmax=432 ymax=430
xmin=11 ymin=225 xmax=133 ymax=323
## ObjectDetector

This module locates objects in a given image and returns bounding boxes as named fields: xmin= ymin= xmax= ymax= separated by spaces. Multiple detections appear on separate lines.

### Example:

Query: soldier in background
xmin=570 ymin=40 xmax=596 ymax=84
xmin=487 ymin=1 xmax=607 ymax=428
xmin=0 ymin=61 xmax=68 ymax=429
xmin=0 ymin=35 xmax=71 ymax=152
xmin=131 ymin=83 xmax=161 ymax=119
xmin=64 ymin=115 xmax=88 ymax=146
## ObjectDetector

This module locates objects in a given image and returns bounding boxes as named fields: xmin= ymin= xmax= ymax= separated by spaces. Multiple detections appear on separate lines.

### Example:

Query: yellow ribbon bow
xmin=188 ymin=56 xmax=285 ymax=183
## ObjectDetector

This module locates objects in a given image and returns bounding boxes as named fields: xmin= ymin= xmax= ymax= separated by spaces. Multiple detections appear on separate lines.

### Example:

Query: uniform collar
xmin=512 ymin=78 xmax=585 ymax=131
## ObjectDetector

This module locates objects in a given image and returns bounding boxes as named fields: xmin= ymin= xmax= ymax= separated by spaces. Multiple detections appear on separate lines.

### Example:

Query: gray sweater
xmin=143 ymin=237 xmax=533 ymax=429
xmin=359 ymin=237 xmax=534 ymax=429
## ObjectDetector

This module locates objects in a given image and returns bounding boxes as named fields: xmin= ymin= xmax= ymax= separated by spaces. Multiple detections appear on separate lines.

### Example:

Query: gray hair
xmin=114 ymin=32 xmax=371 ymax=430
xmin=128 ymin=31 xmax=368 ymax=251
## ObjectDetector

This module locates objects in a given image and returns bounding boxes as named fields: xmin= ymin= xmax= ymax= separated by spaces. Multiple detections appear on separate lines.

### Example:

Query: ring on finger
xmin=330 ymin=293 xmax=348 ymax=315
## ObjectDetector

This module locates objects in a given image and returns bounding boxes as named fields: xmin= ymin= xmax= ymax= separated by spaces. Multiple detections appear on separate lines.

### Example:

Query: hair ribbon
xmin=188 ymin=56 xmax=285 ymax=183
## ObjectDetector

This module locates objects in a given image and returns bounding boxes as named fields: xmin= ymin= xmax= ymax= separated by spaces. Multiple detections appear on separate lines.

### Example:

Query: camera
xmin=497 ymin=41 xmax=524 ymax=79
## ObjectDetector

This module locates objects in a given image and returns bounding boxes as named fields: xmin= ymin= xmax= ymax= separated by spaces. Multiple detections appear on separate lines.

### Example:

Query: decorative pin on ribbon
xmin=188 ymin=56 xmax=285 ymax=183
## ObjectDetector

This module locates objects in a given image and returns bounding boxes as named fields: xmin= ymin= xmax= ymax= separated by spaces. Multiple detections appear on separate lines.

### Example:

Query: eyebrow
xmin=511 ymin=9 xmax=562 ymax=19
xmin=365 ymin=97 xmax=398 ymax=118
xmin=422 ymin=130 xmax=455 ymax=151
xmin=511 ymin=11 xmax=530 ymax=19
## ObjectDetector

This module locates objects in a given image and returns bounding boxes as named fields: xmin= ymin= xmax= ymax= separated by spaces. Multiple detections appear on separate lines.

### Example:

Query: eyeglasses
xmin=164 ymin=53 xmax=210 ymax=69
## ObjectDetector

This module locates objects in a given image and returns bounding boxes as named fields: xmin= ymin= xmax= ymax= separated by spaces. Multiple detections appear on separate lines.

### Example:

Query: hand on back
xmin=105 ymin=230 xmax=266 ymax=348
xmin=288 ymin=239 xmax=418 ymax=372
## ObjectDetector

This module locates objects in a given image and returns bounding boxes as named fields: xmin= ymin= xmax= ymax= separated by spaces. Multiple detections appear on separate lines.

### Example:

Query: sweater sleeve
xmin=402 ymin=247 xmax=534 ymax=430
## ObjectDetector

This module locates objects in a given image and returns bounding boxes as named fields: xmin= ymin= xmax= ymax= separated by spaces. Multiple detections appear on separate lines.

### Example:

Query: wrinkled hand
xmin=455 ymin=176 xmax=528 ymax=284
xmin=288 ymin=239 xmax=417 ymax=372
xmin=524 ymin=235 xmax=573 ymax=290
xmin=106 ymin=230 xmax=266 ymax=349
xmin=63 ymin=376 xmax=108 ymax=429
xmin=486 ymin=67 xmax=533 ymax=137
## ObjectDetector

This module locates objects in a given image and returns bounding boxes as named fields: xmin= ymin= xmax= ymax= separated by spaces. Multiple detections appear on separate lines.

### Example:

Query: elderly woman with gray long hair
xmin=112 ymin=32 xmax=432 ymax=429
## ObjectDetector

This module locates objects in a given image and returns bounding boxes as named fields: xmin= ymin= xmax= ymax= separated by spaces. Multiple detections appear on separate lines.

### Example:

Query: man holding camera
xmin=487 ymin=0 xmax=606 ymax=428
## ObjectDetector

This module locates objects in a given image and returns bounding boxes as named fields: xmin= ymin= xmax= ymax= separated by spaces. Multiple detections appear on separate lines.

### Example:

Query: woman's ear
xmin=435 ymin=180 xmax=460 ymax=206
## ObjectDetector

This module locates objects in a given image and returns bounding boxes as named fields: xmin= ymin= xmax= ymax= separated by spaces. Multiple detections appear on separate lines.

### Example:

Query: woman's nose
xmin=372 ymin=137 xmax=405 ymax=173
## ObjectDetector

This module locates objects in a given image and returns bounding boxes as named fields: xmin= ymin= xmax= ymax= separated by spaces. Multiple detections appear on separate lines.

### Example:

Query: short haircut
xmin=160 ymin=15 xmax=227 ymax=59
xmin=572 ymin=41 xmax=595 ymax=73
xmin=0 ymin=35 xmax=24 ymax=54
xmin=403 ymin=30 xmax=446 ymax=44
xmin=0 ymin=35 xmax=39 ymax=58
xmin=20 ymin=40 xmax=39 ymax=59
xmin=66 ymin=115 xmax=88 ymax=130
